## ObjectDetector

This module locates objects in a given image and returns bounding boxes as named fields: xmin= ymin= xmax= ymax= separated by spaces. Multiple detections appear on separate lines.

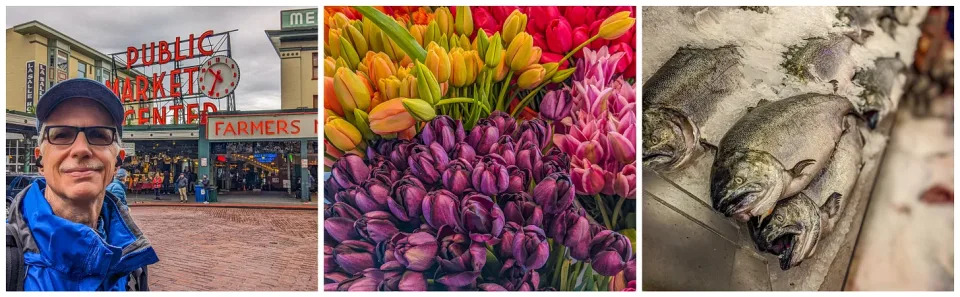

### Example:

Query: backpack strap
xmin=6 ymin=223 xmax=25 ymax=291
xmin=126 ymin=266 xmax=150 ymax=291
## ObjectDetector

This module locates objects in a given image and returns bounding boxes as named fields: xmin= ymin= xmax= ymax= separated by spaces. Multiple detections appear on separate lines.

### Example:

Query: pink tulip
xmin=571 ymin=158 xmax=605 ymax=195
xmin=546 ymin=18 xmax=573 ymax=53
xmin=613 ymin=164 xmax=636 ymax=199
xmin=607 ymin=132 xmax=635 ymax=164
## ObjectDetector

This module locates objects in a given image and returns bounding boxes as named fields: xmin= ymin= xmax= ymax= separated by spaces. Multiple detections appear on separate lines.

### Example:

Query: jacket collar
xmin=20 ymin=179 xmax=159 ymax=277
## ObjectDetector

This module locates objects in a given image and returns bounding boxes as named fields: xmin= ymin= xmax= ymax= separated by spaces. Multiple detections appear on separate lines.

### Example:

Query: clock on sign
xmin=199 ymin=55 xmax=240 ymax=99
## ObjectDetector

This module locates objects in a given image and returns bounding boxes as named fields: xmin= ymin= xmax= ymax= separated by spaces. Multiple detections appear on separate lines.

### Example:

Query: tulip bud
xmin=493 ymin=50 xmax=509 ymax=82
xmin=336 ymin=268 xmax=382 ymax=291
xmin=327 ymin=28 xmax=343 ymax=58
xmin=392 ymin=231 xmax=439 ymax=272
xmin=497 ymin=222 xmax=523 ymax=259
xmin=351 ymin=109 xmax=375 ymax=141
xmin=572 ymin=158 xmax=606 ymax=195
xmin=515 ymin=140 xmax=542 ymax=174
xmin=613 ymin=164 xmax=636 ymax=198
xmin=598 ymin=11 xmax=636 ymax=40
xmin=551 ymin=67 xmax=576 ymax=83
xmin=608 ymin=132 xmax=636 ymax=164
xmin=516 ymin=64 xmax=545 ymax=89
xmin=364 ymin=52 xmax=397 ymax=91
xmin=442 ymin=158 xmax=473 ymax=196
xmin=425 ymin=21 xmax=442 ymax=46
xmin=539 ymin=89 xmax=572 ymax=121
xmin=325 ymin=118 xmax=362 ymax=152
xmin=324 ymin=56 xmax=337 ymax=77
xmin=334 ymin=240 xmax=377 ymax=275
xmin=474 ymin=29 xmax=490 ymax=58
xmin=506 ymin=32 xmax=534 ymax=72
xmin=435 ymin=7 xmax=455 ymax=36
xmin=344 ymin=24 xmax=369 ymax=57
xmin=503 ymin=192 xmax=542 ymax=225
xmin=458 ymin=34 xmax=471 ymax=51
xmin=378 ymin=76 xmax=402 ymax=100
xmin=467 ymin=119 xmax=500 ymax=155
xmin=387 ymin=175 xmax=427 ymax=222
xmin=414 ymin=61 xmax=441 ymax=105
xmin=533 ymin=172 xmax=575 ymax=214
xmin=379 ymin=31 xmax=405 ymax=62
xmin=487 ymin=110 xmax=518 ymax=136
xmin=333 ymin=68 xmax=371 ymax=121
xmin=459 ymin=193 xmax=506 ymax=246
xmin=512 ymin=225 xmax=549 ymax=270
xmin=399 ymin=75 xmax=418 ymax=99
xmin=546 ymin=18 xmax=574 ymax=53
xmin=355 ymin=211 xmax=400 ymax=244
xmin=368 ymin=98 xmax=416 ymax=135
xmin=515 ymin=118 xmax=551 ymax=149
xmin=502 ymin=10 xmax=528 ymax=45
xmin=449 ymin=48 xmax=479 ymax=87
xmin=327 ymin=154 xmax=370 ymax=194
xmin=471 ymin=155 xmax=510 ymax=196
xmin=435 ymin=225 xmax=487 ymax=289
xmin=549 ymin=209 xmax=591 ymax=260
xmin=420 ymin=115 xmax=466 ymax=152
xmin=589 ymin=230 xmax=633 ymax=276
xmin=401 ymin=98 xmax=436 ymax=122
xmin=407 ymin=144 xmax=444 ymax=184
xmin=542 ymin=62 xmax=559 ymax=80
xmin=325 ymin=216 xmax=359 ymax=243
xmin=425 ymin=42 xmax=452 ymax=83
xmin=485 ymin=33 xmax=503 ymax=68
xmin=363 ymin=17 xmax=383 ymax=52
xmin=409 ymin=24 xmax=427 ymax=47
xmin=422 ymin=190 xmax=461 ymax=230
xmin=455 ymin=6 xmax=474 ymax=36
xmin=451 ymin=143 xmax=477 ymax=164
xmin=339 ymin=36 xmax=361 ymax=70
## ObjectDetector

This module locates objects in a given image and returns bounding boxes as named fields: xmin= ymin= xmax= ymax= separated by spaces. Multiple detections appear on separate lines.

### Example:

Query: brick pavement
xmin=129 ymin=207 xmax=318 ymax=291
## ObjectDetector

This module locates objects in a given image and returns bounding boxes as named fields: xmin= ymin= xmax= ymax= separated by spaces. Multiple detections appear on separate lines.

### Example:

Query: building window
xmin=77 ymin=62 xmax=87 ymax=78
xmin=56 ymin=50 xmax=68 ymax=83
xmin=312 ymin=52 xmax=318 ymax=80
xmin=97 ymin=67 xmax=111 ymax=82
xmin=313 ymin=95 xmax=318 ymax=108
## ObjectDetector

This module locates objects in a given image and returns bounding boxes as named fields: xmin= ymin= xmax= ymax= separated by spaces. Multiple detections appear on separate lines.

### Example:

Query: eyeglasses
xmin=42 ymin=126 xmax=118 ymax=146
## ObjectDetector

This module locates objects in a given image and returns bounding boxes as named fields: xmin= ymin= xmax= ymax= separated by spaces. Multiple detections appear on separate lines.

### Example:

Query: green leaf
xmin=620 ymin=228 xmax=637 ymax=255
xmin=435 ymin=97 xmax=476 ymax=106
xmin=353 ymin=6 xmax=427 ymax=62
xmin=581 ymin=266 xmax=595 ymax=291
xmin=482 ymin=247 xmax=503 ymax=278
xmin=626 ymin=212 xmax=636 ymax=229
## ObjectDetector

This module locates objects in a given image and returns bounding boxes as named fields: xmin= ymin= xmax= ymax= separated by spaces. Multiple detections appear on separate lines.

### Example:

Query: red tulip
xmin=472 ymin=7 xmax=500 ymax=34
xmin=528 ymin=6 xmax=560 ymax=32
xmin=571 ymin=26 xmax=591 ymax=58
xmin=564 ymin=6 xmax=597 ymax=28
xmin=588 ymin=20 xmax=609 ymax=49
xmin=540 ymin=52 xmax=570 ymax=70
xmin=608 ymin=42 xmax=635 ymax=76
xmin=546 ymin=18 xmax=573 ymax=53
xmin=490 ymin=6 xmax=521 ymax=23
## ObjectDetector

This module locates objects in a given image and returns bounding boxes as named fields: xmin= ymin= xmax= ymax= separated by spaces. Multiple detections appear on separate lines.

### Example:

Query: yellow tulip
xmin=450 ymin=48 xmax=479 ymax=87
xmin=598 ymin=11 xmax=636 ymax=40
xmin=455 ymin=6 xmax=474 ymax=36
xmin=493 ymin=49 xmax=509 ymax=82
xmin=409 ymin=24 xmax=427 ymax=47
xmin=324 ymin=56 xmax=337 ymax=78
xmin=502 ymin=10 xmax=528 ymax=45
xmin=506 ymin=32 xmax=534 ymax=72
xmin=400 ymin=75 xmax=418 ymax=99
xmin=378 ymin=76 xmax=402 ymax=100
xmin=435 ymin=7 xmax=454 ymax=37
xmin=362 ymin=52 xmax=396 ymax=92
xmin=517 ymin=64 xmax=545 ymax=90
xmin=324 ymin=118 xmax=362 ymax=151
xmin=333 ymin=68 xmax=371 ymax=117
xmin=425 ymin=42 xmax=451 ymax=83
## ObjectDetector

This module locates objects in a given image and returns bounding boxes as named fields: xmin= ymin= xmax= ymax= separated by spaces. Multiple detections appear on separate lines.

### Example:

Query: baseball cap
xmin=35 ymin=78 xmax=125 ymax=135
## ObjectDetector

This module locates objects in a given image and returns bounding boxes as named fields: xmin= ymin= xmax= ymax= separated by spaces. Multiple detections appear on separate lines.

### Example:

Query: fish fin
xmin=746 ymin=99 xmax=772 ymax=113
xmin=788 ymin=159 xmax=816 ymax=178
xmin=700 ymin=139 xmax=718 ymax=152
xmin=820 ymin=192 xmax=842 ymax=218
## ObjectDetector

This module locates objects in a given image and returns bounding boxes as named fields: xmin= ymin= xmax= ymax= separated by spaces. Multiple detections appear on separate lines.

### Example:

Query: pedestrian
xmin=152 ymin=172 xmax=162 ymax=200
xmin=106 ymin=168 xmax=130 ymax=208
xmin=201 ymin=175 xmax=210 ymax=188
xmin=5 ymin=78 xmax=158 ymax=291
xmin=176 ymin=173 xmax=188 ymax=203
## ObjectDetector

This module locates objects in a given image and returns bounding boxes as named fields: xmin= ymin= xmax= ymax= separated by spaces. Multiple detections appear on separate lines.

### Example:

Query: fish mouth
xmin=768 ymin=233 xmax=798 ymax=270
xmin=642 ymin=152 xmax=674 ymax=166
xmin=719 ymin=189 xmax=760 ymax=220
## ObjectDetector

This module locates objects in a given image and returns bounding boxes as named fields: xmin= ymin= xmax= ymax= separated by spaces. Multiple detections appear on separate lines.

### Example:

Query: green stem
xmin=509 ymin=82 xmax=547 ymax=117
xmin=496 ymin=71 xmax=514 ymax=112
xmin=610 ymin=195 xmax=627 ymax=230
xmin=551 ymin=246 xmax=568 ymax=287
xmin=560 ymin=35 xmax=601 ymax=67
xmin=435 ymin=97 xmax=477 ymax=106
xmin=567 ymin=261 xmax=582 ymax=291
xmin=594 ymin=194 xmax=613 ymax=230
xmin=560 ymin=258 xmax=571 ymax=291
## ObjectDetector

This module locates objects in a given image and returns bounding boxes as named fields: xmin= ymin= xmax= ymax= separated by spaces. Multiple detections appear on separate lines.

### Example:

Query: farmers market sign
xmin=206 ymin=112 xmax=318 ymax=140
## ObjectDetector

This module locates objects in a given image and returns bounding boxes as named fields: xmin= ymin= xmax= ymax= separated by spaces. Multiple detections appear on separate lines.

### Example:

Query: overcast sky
xmin=7 ymin=6 xmax=314 ymax=111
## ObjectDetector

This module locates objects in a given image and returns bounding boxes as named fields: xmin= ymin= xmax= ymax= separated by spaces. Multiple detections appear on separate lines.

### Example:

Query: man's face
xmin=35 ymin=98 xmax=121 ymax=202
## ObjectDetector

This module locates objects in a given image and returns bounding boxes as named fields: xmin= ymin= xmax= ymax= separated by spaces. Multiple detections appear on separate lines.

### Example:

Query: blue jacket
xmin=105 ymin=178 xmax=128 ymax=206
xmin=6 ymin=179 xmax=159 ymax=291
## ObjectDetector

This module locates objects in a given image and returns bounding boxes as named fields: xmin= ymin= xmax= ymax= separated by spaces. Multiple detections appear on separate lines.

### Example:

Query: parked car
xmin=7 ymin=174 xmax=42 ymax=211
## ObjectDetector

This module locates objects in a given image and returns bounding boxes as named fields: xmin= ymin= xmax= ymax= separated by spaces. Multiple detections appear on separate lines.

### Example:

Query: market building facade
xmin=5 ymin=8 xmax=318 ymax=201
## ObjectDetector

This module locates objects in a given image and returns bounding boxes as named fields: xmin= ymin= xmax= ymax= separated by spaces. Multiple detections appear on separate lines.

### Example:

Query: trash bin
xmin=206 ymin=186 xmax=218 ymax=202
xmin=194 ymin=185 xmax=207 ymax=202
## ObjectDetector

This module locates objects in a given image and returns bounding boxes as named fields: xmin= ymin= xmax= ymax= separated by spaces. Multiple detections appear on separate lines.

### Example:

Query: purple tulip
xmin=408 ymin=145 xmax=443 ymax=184
xmin=422 ymin=189 xmax=461 ymax=230
xmin=479 ymin=283 xmax=508 ymax=291
xmin=514 ymin=140 xmax=542 ymax=174
xmin=337 ymin=186 xmax=387 ymax=214
xmin=459 ymin=193 xmax=505 ymax=245
xmin=497 ymin=221 xmax=523 ymax=259
xmin=514 ymin=118 xmax=551 ymax=149
xmin=355 ymin=211 xmax=400 ymax=244
xmin=387 ymin=176 xmax=427 ymax=222
xmin=420 ymin=115 xmax=466 ymax=153
xmin=325 ymin=271 xmax=350 ymax=291
xmin=535 ymin=148 xmax=570 ymax=182
xmin=512 ymin=225 xmax=549 ymax=270
xmin=389 ymin=140 xmax=417 ymax=171
xmin=362 ymin=175 xmax=392 ymax=208
xmin=503 ymin=198 xmax=543 ymax=227
xmin=379 ymin=261 xmax=427 ymax=291
xmin=370 ymin=155 xmax=401 ymax=184
xmin=336 ymin=268 xmax=383 ymax=291
xmin=499 ymin=258 xmax=541 ymax=291
xmin=324 ymin=244 xmax=337 ymax=273
xmin=490 ymin=135 xmax=517 ymax=166
xmin=487 ymin=111 xmax=518 ymax=136
xmin=470 ymin=155 xmax=509 ymax=196
xmin=391 ymin=231 xmax=439 ymax=272
xmin=334 ymin=240 xmax=377 ymax=275
xmin=441 ymin=158 xmax=473 ymax=196
xmin=467 ymin=119 xmax=500 ymax=155
xmin=540 ymin=89 xmax=573 ymax=121
xmin=325 ymin=216 xmax=360 ymax=243
xmin=435 ymin=225 xmax=486 ymax=289
xmin=326 ymin=202 xmax=361 ymax=220
xmin=548 ymin=209 xmax=591 ymax=260
xmin=625 ymin=258 xmax=636 ymax=283
xmin=533 ymin=172 xmax=575 ymax=214
xmin=451 ymin=142 xmax=477 ymax=164
xmin=367 ymin=138 xmax=398 ymax=160
xmin=328 ymin=154 xmax=370 ymax=196
xmin=506 ymin=166 xmax=532 ymax=194
xmin=589 ymin=230 xmax=633 ymax=276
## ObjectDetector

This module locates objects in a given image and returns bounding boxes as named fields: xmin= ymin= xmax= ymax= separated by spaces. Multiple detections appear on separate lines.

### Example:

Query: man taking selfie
xmin=6 ymin=78 xmax=159 ymax=291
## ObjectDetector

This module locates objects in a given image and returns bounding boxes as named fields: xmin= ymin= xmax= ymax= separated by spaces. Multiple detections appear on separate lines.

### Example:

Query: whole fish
xmin=750 ymin=119 xmax=864 ymax=270
xmin=642 ymin=45 xmax=743 ymax=172
xmin=782 ymin=34 xmax=858 ymax=83
xmin=711 ymin=93 xmax=855 ymax=222
xmin=854 ymin=55 xmax=907 ymax=127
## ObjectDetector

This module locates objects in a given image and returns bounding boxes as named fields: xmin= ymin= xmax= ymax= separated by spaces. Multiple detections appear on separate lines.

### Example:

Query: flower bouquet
xmin=323 ymin=6 xmax=636 ymax=291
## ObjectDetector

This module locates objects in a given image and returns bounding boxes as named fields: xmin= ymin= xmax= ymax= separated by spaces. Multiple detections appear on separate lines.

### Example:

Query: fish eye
xmin=734 ymin=177 xmax=744 ymax=184
xmin=775 ymin=214 xmax=783 ymax=222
